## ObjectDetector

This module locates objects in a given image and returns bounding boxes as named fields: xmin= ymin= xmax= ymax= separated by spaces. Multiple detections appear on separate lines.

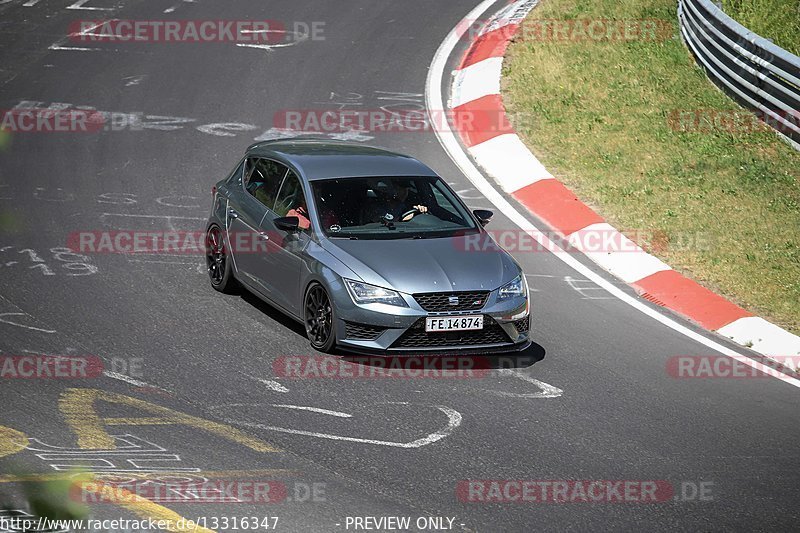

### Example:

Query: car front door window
xmin=245 ymin=158 xmax=288 ymax=211
xmin=274 ymin=170 xmax=311 ymax=231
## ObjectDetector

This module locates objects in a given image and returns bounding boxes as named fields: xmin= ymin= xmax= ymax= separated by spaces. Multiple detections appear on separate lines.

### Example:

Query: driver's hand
xmin=414 ymin=205 xmax=428 ymax=213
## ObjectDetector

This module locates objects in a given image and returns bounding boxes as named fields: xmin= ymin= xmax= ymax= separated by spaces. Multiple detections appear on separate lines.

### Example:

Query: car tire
xmin=206 ymin=224 xmax=238 ymax=294
xmin=304 ymin=282 xmax=337 ymax=353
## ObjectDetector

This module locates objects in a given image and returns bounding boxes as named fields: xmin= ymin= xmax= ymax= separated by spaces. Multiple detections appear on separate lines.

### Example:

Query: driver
xmin=375 ymin=179 xmax=428 ymax=222
xmin=287 ymin=198 xmax=311 ymax=230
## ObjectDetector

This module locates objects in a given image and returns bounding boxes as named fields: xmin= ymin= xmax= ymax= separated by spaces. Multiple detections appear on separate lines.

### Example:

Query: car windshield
xmin=311 ymin=176 xmax=478 ymax=239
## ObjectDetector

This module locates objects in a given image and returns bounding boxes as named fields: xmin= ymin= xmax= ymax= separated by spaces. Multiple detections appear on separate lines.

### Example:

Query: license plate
xmin=425 ymin=315 xmax=484 ymax=332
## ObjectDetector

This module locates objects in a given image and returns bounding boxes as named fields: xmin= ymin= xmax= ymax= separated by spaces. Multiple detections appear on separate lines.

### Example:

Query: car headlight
xmin=498 ymin=274 xmax=527 ymax=300
xmin=344 ymin=279 xmax=408 ymax=307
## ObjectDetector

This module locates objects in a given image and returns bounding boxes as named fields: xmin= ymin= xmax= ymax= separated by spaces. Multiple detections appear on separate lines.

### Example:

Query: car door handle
xmin=258 ymin=232 xmax=269 ymax=240
xmin=228 ymin=208 xmax=239 ymax=219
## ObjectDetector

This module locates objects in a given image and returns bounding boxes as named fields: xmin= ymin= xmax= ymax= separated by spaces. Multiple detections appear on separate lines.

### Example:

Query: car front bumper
xmin=330 ymin=282 xmax=531 ymax=355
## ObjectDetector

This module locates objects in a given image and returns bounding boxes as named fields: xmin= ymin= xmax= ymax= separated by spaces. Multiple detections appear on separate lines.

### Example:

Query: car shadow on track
xmin=237 ymin=289 xmax=547 ymax=371
xmin=240 ymin=290 xmax=308 ymax=338
xmin=337 ymin=342 xmax=546 ymax=371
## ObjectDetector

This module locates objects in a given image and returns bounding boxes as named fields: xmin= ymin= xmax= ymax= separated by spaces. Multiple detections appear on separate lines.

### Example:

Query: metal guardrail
xmin=677 ymin=0 xmax=800 ymax=149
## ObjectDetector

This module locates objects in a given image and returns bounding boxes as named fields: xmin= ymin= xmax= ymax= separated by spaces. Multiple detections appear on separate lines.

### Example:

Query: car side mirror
xmin=473 ymin=209 xmax=493 ymax=226
xmin=274 ymin=216 xmax=300 ymax=232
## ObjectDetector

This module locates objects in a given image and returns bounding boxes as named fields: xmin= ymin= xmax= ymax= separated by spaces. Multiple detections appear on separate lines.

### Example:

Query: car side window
xmin=431 ymin=185 xmax=459 ymax=218
xmin=244 ymin=158 xmax=288 ymax=210
xmin=226 ymin=158 xmax=246 ymax=185
xmin=274 ymin=170 xmax=311 ymax=231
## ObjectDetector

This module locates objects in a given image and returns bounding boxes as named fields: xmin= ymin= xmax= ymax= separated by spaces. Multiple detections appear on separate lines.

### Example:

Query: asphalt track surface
xmin=0 ymin=1 xmax=798 ymax=532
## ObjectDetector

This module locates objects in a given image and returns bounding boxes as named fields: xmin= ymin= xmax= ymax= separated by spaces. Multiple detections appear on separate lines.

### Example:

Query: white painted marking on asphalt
xmin=253 ymin=127 xmax=303 ymax=141
xmin=127 ymin=259 xmax=197 ymax=265
xmin=0 ymin=313 xmax=56 ymax=333
xmin=256 ymin=378 xmax=289 ymax=393
xmin=271 ymin=405 xmax=352 ymax=418
xmin=103 ymin=371 xmax=173 ymax=396
xmin=216 ymin=404 xmax=462 ymax=448
xmin=239 ymin=30 xmax=286 ymax=34
xmin=328 ymin=129 xmax=375 ymax=142
xmin=20 ymin=348 xmax=77 ymax=355
xmin=69 ymin=20 xmax=105 ymax=37
xmin=565 ymin=276 xmax=615 ymax=300
xmin=196 ymin=122 xmax=258 ymax=137
xmin=236 ymin=42 xmax=298 ymax=52
xmin=48 ymin=45 xmax=101 ymax=52
xmin=425 ymin=0 xmax=800 ymax=389
xmin=375 ymin=91 xmax=424 ymax=100
xmin=49 ymin=20 xmax=106 ymax=55
xmin=102 ymin=371 xmax=150 ymax=388
xmin=253 ymin=127 xmax=374 ymax=143
xmin=163 ymin=0 xmax=195 ymax=14
xmin=67 ymin=0 xmax=113 ymax=10
xmin=235 ymin=28 xmax=309 ymax=52
xmin=123 ymin=75 xmax=146 ymax=87
xmin=155 ymin=195 xmax=200 ymax=208
xmin=493 ymin=369 xmax=563 ymax=398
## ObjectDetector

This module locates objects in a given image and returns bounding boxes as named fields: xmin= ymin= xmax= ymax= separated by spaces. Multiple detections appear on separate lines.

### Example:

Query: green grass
xmin=503 ymin=0 xmax=800 ymax=334
xmin=720 ymin=0 xmax=799 ymax=55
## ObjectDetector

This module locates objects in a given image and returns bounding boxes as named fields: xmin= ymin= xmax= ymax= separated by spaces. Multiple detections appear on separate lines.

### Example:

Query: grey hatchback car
xmin=206 ymin=139 xmax=531 ymax=354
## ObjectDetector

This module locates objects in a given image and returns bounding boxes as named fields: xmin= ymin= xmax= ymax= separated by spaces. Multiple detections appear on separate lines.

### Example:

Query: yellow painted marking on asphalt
xmin=59 ymin=389 xmax=279 ymax=452
xmin=0 ymin=425 xmax=28 ymax=458
xmin=80 ymin=481 xmax=217 ymax=533
xmin=0 ymin=468 xmax=219 ymax=532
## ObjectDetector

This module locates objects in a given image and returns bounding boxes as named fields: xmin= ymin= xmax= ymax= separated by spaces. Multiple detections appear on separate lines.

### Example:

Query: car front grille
xmin=412 ymin=291 xmax=489 ymax=312
xmin=512 ymin=315 xmax=530 ymax=333
xmin=390 ymin=316 xmax=511 ymax=349
xmin=344 ymin=321 xmax=386 ymax=340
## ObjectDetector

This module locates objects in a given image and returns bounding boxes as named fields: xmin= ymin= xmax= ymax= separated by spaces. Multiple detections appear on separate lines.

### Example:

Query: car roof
xmin=245 ymin=138 xmax=438 ymax=181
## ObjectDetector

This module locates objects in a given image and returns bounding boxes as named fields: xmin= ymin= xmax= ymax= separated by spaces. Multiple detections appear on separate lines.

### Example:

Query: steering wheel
xmin=400 ymin=208 xmax=423 ymax=222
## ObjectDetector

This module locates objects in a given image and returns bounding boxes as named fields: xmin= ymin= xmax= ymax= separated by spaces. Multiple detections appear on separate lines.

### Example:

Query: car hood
xmin=321 ymin=232 xmax=519 ymax=294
